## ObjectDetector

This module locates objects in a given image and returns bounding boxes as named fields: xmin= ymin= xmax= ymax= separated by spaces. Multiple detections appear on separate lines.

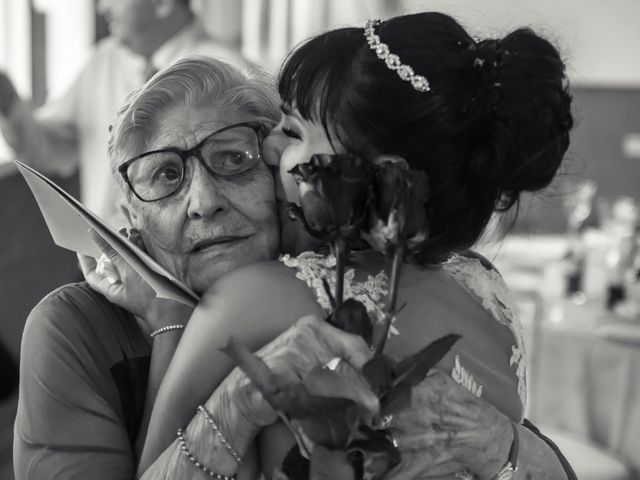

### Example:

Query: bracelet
xmin=149 ymin=324 xmax=185 ymax=338
xmin=177 ymin=428 xmax=237 ymax=479
xmin=198 ymin=405 xmax=243 ymax=464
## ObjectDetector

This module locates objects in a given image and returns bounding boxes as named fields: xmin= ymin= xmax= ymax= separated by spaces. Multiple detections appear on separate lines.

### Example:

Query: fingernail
xmin=107 ymin=276 xmax=118 ymax=285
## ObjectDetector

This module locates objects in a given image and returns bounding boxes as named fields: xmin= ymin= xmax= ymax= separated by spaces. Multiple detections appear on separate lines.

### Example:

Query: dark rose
xmin=365 ymin=160 xmax=430 ymax=256
xmin=288 ymin=154 xmax=374 ymax=242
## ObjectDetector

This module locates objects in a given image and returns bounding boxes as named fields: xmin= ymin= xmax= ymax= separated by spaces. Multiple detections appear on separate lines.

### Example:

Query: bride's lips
xmin=190 ymin=235 xmax=252 ymax=253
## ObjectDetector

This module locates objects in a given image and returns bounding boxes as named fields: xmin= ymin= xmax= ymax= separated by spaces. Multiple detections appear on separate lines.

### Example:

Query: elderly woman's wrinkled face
xmin=121 ymin=105 xmax=279 ymax=294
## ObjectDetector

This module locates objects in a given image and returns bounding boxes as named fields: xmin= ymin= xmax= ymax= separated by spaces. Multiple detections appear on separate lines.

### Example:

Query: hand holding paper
xmin=14 ymin=160 xmax=199 ymax=307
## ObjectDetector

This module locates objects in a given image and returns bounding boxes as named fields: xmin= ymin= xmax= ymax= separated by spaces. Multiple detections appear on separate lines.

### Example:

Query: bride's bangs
xmin=277 ymin=28 xmax=361 ymax=131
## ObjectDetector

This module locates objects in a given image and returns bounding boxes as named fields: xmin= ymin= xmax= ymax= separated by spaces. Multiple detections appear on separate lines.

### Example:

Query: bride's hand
xmin=386 ymin=371 xmax=513 ymax=480
xmin=78 ymin=229 xmax=192 ymax=330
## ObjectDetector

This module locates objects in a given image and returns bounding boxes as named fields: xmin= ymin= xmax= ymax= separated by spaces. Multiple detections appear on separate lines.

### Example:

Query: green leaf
xmin=379 ymin=382 xmax=412 ymax=416
xmin=361 ymin=355 xmax=395 ymax=397
xmin=391 ymin=334 xmax=461 ymax=388
xmin=380 ymin=334 xmax=461 ymax=415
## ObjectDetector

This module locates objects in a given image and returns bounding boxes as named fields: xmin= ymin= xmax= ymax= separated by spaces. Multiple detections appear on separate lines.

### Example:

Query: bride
xmin=88 ymin=11 xmax=574 ymax=480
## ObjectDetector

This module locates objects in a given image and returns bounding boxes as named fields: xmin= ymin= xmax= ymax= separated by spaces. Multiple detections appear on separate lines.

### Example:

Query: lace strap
xmin=279 ymin=252 xmax=392 ymax=332
xmin=443 ymin=253 xmax=528 ymax=414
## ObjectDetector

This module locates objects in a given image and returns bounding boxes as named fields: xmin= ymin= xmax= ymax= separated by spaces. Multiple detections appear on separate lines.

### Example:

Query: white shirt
xmin=36 ymin=19 xmax=251 ymax=226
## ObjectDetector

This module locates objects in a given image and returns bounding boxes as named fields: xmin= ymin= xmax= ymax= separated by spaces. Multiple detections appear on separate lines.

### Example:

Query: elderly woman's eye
xmin=152 ymin=164 xmax=181 ymax=183
xmin=161 ymin=168 xmax=181 ymax=180
xmin=210 ymin=151 xmax=257 ymax=175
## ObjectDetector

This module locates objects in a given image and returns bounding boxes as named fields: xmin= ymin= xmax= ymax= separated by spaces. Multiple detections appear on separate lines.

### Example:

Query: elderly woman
xmin=13 ymin=57 xmax=280 ymax=480
xmin=17 ymin=56 xmax=573 ymax=479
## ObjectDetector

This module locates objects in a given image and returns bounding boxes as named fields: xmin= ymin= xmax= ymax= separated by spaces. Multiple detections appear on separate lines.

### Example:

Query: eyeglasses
xmin=118 ymin=122 xmax=269 ymax=202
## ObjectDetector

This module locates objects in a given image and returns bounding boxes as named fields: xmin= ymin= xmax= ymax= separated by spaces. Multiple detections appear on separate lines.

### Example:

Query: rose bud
xmin=288 ymin=154 xmax=374 ymax=242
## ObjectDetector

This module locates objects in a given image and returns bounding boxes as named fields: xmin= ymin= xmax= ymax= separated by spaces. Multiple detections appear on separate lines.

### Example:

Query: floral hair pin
xmin=364 ymin=19 xmax=431 ymax=93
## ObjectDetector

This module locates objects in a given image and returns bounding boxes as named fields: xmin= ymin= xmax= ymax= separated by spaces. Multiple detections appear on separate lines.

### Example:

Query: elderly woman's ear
xmin=119 ymin=199 xmax=136 ymax=228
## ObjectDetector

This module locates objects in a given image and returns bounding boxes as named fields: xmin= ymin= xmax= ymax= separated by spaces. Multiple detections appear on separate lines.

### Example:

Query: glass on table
xmin=561 ymin=179 xmax=597 ymax=303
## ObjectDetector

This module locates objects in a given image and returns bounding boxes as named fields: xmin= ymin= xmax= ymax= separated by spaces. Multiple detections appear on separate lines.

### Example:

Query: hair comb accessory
xmin=364 ymin=19 xmax=431 ymax=93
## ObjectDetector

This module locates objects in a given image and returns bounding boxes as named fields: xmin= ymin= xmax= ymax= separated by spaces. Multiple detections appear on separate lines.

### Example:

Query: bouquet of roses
xmin=224 ymin=154 xmax=459 ymax=480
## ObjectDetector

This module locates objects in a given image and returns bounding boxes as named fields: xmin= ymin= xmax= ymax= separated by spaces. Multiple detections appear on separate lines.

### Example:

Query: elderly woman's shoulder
xmin=23 ymin=281 xmax=137 ymax=351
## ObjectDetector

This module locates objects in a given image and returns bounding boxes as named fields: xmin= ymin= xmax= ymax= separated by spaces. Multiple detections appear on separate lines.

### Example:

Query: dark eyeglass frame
xmin=118 ymin=121 xmax=270 ymax=202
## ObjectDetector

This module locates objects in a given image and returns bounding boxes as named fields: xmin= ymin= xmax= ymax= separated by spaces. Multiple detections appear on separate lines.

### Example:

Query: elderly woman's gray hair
xmin=108 ymin=55 xmax=280 ymax=187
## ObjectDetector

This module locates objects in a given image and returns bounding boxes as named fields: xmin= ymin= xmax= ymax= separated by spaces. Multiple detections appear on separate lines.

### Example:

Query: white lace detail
xmin=280 ymin=252 xmax=396 ymax=334
xmin=443 ymin=254 xmax=528 ymax=412
xmin=451 ymin=355 xmax=483 ymax=398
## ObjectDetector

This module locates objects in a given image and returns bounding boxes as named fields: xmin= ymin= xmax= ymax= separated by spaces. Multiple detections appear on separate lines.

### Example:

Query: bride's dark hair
xmin=278 ymin=12 xmax=573 ymax=264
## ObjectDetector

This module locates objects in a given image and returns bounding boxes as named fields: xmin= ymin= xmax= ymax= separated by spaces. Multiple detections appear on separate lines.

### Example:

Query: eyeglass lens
xmin=126 ymin=125 xmax=260 ymax=201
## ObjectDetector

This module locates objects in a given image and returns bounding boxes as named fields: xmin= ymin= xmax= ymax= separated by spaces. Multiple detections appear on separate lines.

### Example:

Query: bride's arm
xmin=137 ymin=261 xmax=324 ymax=474
xmin=138 ymin=313 xmax=375 ymax=479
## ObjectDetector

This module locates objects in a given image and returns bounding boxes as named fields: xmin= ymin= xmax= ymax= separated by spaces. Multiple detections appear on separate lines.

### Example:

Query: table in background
xmin=531 ymin=301 xmax=640 ymax=472
xmin=481 ymin=234 xmax=640 ymax=472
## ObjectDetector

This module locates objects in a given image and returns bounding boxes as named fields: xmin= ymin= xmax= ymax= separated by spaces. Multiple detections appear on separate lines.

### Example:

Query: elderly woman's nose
xmin=185 ymin=163 xmax=229 ymax=219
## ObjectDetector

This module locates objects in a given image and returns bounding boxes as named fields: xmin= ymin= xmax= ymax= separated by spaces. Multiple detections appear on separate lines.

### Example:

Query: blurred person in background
xmin=0 ymin=0 xmax=252 ymax=226
xmin=0 ymin=339 xmax=18 ymax=401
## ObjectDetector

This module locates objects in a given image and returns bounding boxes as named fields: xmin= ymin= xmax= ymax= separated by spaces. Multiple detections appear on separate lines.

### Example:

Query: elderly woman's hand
xmin=386 ymin=371 xmax=514 ymax=480
xmin=202 ymin=315 xmax=378 ymax=461
xmin=78 ymin=229 xmax=192 ymax=330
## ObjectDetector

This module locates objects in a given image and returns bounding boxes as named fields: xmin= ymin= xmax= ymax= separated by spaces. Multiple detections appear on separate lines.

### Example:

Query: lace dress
xmin=280 ymin=250 xmax=527 ymax=421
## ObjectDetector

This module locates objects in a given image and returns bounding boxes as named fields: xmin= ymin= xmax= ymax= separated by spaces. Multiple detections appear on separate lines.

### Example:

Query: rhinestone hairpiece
xmin=363 ymin=19 xmax=431 ymax=93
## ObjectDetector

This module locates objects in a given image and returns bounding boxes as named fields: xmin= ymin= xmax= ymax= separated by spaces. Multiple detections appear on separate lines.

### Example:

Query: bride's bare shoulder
xmin=195 ymin=260 xmax=324 ymax=335
xmin=202 ymin=260 xmax=314 ymax=301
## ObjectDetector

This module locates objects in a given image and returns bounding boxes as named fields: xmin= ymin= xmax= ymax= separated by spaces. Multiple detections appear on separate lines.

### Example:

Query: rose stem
xmin=376 ymin=244 xmax=404 ymax=355
xmin=334 ymin=237 xmax=347 ymax=306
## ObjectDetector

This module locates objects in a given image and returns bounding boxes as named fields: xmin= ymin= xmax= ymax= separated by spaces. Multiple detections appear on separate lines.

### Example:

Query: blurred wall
xmin=32 ymin=0 xmax=94 ymax=99
xmin=491 ymin=85 xmax=640 ymax=235
xmin=398 ymin=0 xmax=640 ymax=88
xmin=392 ymin=1 xmax=640 ymax=233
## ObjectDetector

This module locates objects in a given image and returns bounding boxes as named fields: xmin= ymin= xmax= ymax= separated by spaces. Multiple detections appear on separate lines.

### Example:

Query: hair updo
xmin=278 ymin=11 xmax=573 ymax=264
